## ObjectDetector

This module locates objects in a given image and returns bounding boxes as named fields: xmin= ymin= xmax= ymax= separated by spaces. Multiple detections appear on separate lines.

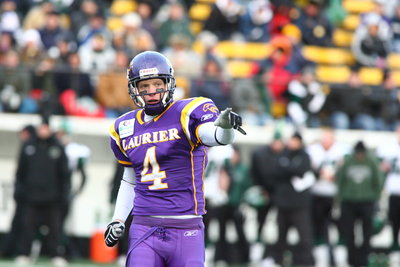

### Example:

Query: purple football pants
xmin=126 ymin=216 xmax=205 ymax=267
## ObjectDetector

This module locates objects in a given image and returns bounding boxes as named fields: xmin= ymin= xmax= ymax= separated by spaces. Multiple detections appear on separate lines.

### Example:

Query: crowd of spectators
xmin=0 ymin=0 xmax=400 ymax=131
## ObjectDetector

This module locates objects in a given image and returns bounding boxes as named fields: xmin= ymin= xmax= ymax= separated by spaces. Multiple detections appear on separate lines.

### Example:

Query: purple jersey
xmin=109 ymin=97 xmax=220 ymax=216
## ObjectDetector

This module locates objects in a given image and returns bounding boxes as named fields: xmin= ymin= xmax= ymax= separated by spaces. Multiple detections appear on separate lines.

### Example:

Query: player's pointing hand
xmin=214 ymin=108 xmax=247 ymax=135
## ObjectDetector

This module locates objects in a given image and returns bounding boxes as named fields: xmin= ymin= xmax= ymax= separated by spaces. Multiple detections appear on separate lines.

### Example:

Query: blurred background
xmin=0 ymin=0 xmax=400 ymax=266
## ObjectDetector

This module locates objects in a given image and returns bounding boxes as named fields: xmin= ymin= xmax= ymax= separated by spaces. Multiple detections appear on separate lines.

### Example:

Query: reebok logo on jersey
xmin=201 ymin=114 xmax=214 ymax=121
xmin=184 ymin=230 xmax=199 ymax=237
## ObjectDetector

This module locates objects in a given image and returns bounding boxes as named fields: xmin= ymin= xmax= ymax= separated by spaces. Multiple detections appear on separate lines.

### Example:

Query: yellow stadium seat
xmin=316 ymin=65 xmax=351 ymax=83
xmin=333 ymin=29 xmax=353 ymax=47
xmin=303 ymin=46 xmax=355 ymax=65
xmin=191 ymin=40 xmax=206 ymax=54
xmin=271 ymin=101 xmax=287 ymax=118
xmin=358 ymin=67 xmax=384 ymax=85
xmin=226 ymin=60 xmax=256 ymax=78
xmin=343 ymin=0 xmax=376 ymax=14
xmin=214 ymin=41 xmax=271 ymax=60
xmin=342 ymin=14 xmax=360 ymax=30
xmin=388 ymin=53 xmax=400 ymax=69
xmin=390 ymin=70 xmax=400 ymax=86
xmin=175 ymin=76 xmax=191 ymax=99
xmin=190 ymin=21 xmax=203 ymax=35
xmin=196 ymin=0 xmax=215 ymax=3
xmin=107 ymin=17 xmax=124 ymax=32
xmin=189 ymin=3 xmax=212 ymax=21
xmin=110 ymin=0 xmax=136 ymax=16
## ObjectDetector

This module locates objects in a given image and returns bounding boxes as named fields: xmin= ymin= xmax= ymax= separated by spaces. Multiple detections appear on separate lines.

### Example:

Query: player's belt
xmin=133 ymin=215 xmax=203 ymax=229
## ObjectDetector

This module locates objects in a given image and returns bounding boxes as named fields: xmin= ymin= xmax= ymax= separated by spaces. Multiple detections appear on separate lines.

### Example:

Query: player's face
xmin=137 ymin=78 xmax=166 ymax=105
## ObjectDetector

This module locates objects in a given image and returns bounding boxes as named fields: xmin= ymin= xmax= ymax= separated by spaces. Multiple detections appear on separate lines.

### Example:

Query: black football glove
xmin=214 ymin=108 xmax=247 ymax=135
xmin=104 ymin=221 xmax=125 ymax=247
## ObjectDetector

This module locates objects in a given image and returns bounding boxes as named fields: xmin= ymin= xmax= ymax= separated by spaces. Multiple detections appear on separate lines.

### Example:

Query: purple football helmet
xmin=127 ymin=51 xmax=176 ymax=115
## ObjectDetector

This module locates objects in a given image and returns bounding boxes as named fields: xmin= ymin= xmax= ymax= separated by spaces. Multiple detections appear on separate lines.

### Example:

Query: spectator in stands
xmin=51 ymin=33 xmax=78 ymax=69
xmin=55 ymin=52 xmax=95 ymax=114
xmin=190 ymin=53 xmax=230 ymax=110
xmin=136 ymin=0 xmax=160 ymax=48
xmin=230 ymin=77 xmax=271 ymax=126
xmin=336 ymin=141 xmax=384 ymax=267
xmin=38 ymin=10 xmax=72 ymax=50
xmin=70 ymin=0 xmax=101 ymax=37
xmin=163 ymin=34 xmax=202 ymax=79
xmin=351 ymin=12 xmax=391 ymax=83
xmin=294 ymin=0 xmax=333 ymax=47
xmin=373 ymin=0 xmax=397 ymax=19
xmin=55 ymin=49 xmax=105 ymax=118
xmin=78 ymin=33 xmax=116 ymax=81
xmin=363 ymin=0 xmax=393 ymax=26
xmin=259 ymin=35 xmax=295 ymax=118
xmin=31 ymin=56 xmax=58 ymax=110
xmin=119 ymin=12 xmax=156 ymax=58
xmin=325 ymin=0 xmax=346 ymax=27
xmin=22 ymin=0 xmax=55 ymax=30
xmin=267 ymin=132 xmax=315 ymax=266
xmin=32 ymin=56 xmax=58 ymax=97
xmin=203 ymin=0 xmax=244 ymax=41
xmin=368 ymin=72 xmax=400 ymax=131
xmin=287 ymin=66 xmax=326 ymax=128
xmin=18 ymin=29 xmax=45 ymax=69
xmin=194 ymin=30 xmax=227 ymax=71
xmin=76 ymin=12 xmax=111 ymax=47
xmin=0 ymin=0 xmax=21 ymax=37
xmin=96 ymin=50 xmax=137 ymax=117
xmin=391 ymin=4 xmax=400 ymax=53
xmin=0 ymin=49 xmax=32 ymax=113
xmin=281 ymin=23 xmax=314 ymax=74
xmin=323 ymin=83 xmax=389 ymax=131
xmin=268 ymin=0 xmax=296 ymax=38
xmin=158 ymin=1 xmax=193 ymax=49
xmin=0 ymin=31 xmax=16 ymax=61
xmin=306 ymin=127 xmax=350 ymax=267
xmin=240 ymin=0 xmax=273 ymax=42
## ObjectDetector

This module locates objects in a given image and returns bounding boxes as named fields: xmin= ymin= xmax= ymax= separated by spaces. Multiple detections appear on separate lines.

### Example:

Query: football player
xmin=105 ymin=51 xmax=246 ymax=266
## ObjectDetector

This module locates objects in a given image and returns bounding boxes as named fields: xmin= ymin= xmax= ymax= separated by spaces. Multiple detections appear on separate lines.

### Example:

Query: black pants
xmin=340 ymin=201 xmax=374 ymax=267
xmin=204 ymin=204 xmax=249 ymax=263
xmin=311 ymin=195 xmax=335 ymax=244
xmin=17 ymin=202 xmax=64 ymax=257
xmin=269 ymin=207 xmax=314 ymax=266
xmin=255 ymin=203 xmax=272 ymax=241
xmin=1 ymin=201 xmax=25 ymax=257
xmin=389 ymin=195 xmax=400 ymax=249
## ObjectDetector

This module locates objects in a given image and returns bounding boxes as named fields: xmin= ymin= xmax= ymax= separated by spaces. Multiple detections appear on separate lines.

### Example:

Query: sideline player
xmin=104 ymin=51 xmax=246 ymax=266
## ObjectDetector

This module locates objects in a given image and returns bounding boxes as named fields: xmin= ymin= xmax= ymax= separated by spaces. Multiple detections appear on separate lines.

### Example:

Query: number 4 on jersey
xmin=141 ymin=146 xmax=168 ymax=190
